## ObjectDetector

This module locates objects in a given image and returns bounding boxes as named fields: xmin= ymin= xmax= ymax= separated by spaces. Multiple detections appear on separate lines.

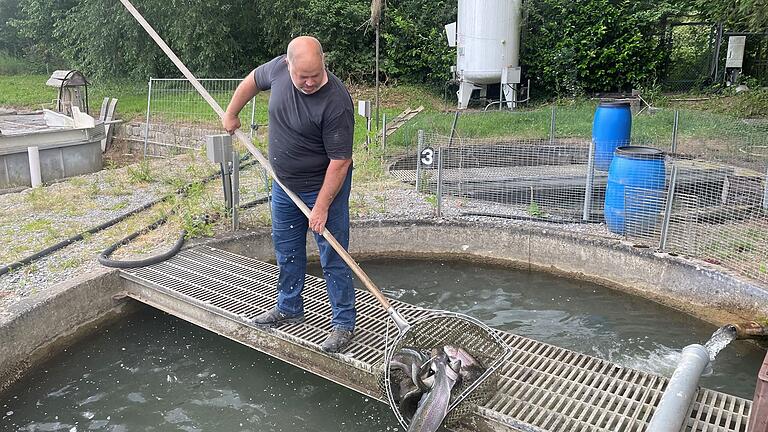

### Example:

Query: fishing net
xmin=378 ymin=311 xmax=511 ymax=430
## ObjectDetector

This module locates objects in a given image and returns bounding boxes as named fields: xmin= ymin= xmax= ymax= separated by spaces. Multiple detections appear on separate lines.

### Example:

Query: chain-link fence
xmin=662 ymin=22 xmax=719 ymax=93
xmin=660 ymin=22 xmax=768 ymax=92
xmin=389 ymin=105 xmax=767 ymax=284
xmin=142 ymin=78 xmax=257 ymax=157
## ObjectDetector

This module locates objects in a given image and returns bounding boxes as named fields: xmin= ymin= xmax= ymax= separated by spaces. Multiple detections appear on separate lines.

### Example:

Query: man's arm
xmin=308 ymin=159 xmax=352 ymax=233
xmin=223 ymin=70 xmax=260 ymax=134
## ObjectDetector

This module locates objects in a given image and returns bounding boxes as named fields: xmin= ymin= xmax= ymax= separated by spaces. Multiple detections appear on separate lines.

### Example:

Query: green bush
xmin=381 ymin=0 xmax=455 ymax=86
xmin=0 ymin=52 xmax=45 ymax=75
xmin=523 ymin=0 xmax=689 ymax=96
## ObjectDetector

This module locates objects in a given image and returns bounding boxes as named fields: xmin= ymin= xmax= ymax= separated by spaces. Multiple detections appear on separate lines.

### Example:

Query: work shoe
xmin=321 ymin=328 xmax=354 ymax=353
xmin=250 ymin=307 xmax=304 ymax=327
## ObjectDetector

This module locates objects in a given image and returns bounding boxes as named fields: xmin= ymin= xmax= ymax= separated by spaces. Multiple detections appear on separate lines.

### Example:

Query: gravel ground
xmin=0 ymin=152 xmax=220 ymax=265
xmin=0 ymin=159 xmax=622 ymax=314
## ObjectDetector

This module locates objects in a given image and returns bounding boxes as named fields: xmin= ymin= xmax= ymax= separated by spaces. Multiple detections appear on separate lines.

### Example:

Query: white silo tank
xmin=450 ymin=0 xmax=523 ymax=109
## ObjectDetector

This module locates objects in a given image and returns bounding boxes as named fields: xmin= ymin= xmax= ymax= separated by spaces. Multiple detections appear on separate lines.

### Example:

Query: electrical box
xmin=206 ymin=134 xmax=234 ymax=164
xmin=726 ymin=36 xmax=746 ymax=68
xmin=357 ymin=100 xmax=371 ymax=118
xmin=503 ymin=66 xmax=522 ymax=84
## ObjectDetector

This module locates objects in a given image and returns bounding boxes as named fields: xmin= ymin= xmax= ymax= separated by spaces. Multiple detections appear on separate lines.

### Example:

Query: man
xmin=222 ymin=36 xmax=356 ymax=353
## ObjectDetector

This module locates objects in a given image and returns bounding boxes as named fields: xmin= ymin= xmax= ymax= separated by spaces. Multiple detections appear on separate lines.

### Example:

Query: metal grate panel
xmin=121 ymin=246 xmax=752 ymax=432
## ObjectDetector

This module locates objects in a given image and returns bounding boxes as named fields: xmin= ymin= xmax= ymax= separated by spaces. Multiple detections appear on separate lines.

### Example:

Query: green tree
xmin=0 ymin=0 xmax=22 ymax=55
xmin=298 ymin=0 xmax=374 ymax=82
xmin=9 ymin=0 xmax=75 ymax=67
xmin=381 ymin=0 xmax=455 ymax=86
xmin=694 ymin=0 xmax=768 ymax=33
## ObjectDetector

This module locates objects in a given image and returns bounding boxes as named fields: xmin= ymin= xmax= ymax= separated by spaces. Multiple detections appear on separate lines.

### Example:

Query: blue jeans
xmin=271 ymin=170 xmax=355 ymax=331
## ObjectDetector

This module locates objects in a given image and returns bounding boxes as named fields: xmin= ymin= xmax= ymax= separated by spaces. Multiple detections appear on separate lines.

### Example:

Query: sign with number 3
xmin=420 ymin=147 xmax=434 ymax=167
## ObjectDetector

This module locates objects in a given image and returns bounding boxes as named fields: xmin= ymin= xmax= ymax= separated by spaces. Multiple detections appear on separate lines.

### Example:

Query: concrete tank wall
xmin=0 ymin=124 xmax=105 ymax=189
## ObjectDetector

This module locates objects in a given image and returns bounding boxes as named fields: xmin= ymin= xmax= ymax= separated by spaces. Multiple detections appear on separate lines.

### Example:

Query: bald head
xmin=287 ymin=36 xmax=324 ymax=64
xmin=285 ymin=36 xmax=328 ymax=95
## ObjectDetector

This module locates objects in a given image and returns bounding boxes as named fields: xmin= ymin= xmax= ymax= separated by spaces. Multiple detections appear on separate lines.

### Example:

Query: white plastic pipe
xmin=27 ymin=146 xmax=42 ymax=188
xmin=647 ymin=344 xmax=711 ymax=432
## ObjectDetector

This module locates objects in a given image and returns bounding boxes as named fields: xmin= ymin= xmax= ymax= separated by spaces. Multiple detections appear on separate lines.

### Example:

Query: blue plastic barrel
xmin=592 ymin=101 xmax=632 ymax=171
xmin=604 ymin=146 xmax=666 ymax=235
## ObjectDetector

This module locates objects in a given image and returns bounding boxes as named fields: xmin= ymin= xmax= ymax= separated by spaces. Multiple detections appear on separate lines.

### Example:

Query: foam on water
xmin=704 ymin=325 xmax=738 ymax=361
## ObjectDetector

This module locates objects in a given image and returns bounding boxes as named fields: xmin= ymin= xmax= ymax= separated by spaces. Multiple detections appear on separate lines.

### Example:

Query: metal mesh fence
xmin=662 ymin=23 xmax=718 ymax=93
xmin=388 ymin=105 xmax=767 ymax=284
xmin=142 ymin=78 xmax=257 ymax=157
xmin=405 ymin=134 xmax=595 ymax=222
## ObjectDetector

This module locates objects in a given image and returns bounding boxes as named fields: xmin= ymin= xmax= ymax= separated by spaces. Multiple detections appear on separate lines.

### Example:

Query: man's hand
xmin=309 ymin=159 xmax=351 ymax=234
xmin=222 ymin=112 xmax=241 ymax=135
xmin=309 ymin=205 xmax=329 ymax=234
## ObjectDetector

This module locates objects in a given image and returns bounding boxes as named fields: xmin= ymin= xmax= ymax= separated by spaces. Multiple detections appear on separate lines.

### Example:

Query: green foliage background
xmin=0 ymin=0 xmax=765 ymax=95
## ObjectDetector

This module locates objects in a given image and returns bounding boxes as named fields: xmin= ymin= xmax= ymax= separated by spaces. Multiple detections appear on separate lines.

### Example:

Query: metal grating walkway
xmin=120 ymin=245 xmax=752 ymax=432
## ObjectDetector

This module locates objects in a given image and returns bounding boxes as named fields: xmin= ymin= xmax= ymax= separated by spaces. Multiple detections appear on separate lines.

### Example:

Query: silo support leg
xmin=458 ymin=81 xmax=479 ymax=109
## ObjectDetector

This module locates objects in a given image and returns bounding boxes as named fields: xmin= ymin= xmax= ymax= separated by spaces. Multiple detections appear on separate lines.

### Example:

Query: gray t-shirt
xmin=254 ymin=55 xmax=354 ymax=192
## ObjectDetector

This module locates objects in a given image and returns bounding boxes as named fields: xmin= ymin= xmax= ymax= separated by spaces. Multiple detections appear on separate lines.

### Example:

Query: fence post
xmin=232 ymin=150 xmax=240 ymax=231
xmin=582 ymin=140 xmax=596 ymax=221
xmin=249 ymin=97 xmax=256 ymax=140
xmin=659 ymin=164 xmax=679 ymax=251
xmin=712 ymin=24 xmax=724 ymax=82
xmin=763 ymin=166 xmax=768 ymax=211
xmin=143 ymin=78 xmax=153 ymax=158
xmin=671 ymin=110 xmax=679 ymax=154
xmin=381 ymin=112 xmax=387 ymax=152
xmin=437 ymin=147 xmax=444 ymax=218
xmin=549 ymin=105 xmax=556 ymax=145
xmin=416 ymin=130 xmax=424 ymax=192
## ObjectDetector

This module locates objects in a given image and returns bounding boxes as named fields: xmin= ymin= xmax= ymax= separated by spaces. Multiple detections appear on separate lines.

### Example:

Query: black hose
xmin=239 ymin=195 xmax=270 ymax=210
xmin=97 ymin=217 xmax=186 ymax=269
xmin=98 ymin=195 xmax=270 ymax=268
xmin=0 ymin=156 xmax=257 ymax=276
xmin=0 ymin=198 xmax=165 ymax=276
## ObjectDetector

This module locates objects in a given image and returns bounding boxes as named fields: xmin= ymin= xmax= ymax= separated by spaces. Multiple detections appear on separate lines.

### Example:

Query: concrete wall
xmin=0 ymin=268 xmax=131 ymax=394
xmin=0 ymin=126 xmax=104 ymax=188
xmin=116 ymin=122 xmax=224 ymax=157
xmin=205 ymin=220 xmax=768 ymax=325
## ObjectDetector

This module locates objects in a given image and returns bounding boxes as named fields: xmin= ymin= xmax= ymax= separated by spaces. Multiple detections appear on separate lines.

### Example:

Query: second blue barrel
xmin=592 ymin=101 xmax=632 ymax=171
xmin=604 ymin=146 xmax=666 ymax=235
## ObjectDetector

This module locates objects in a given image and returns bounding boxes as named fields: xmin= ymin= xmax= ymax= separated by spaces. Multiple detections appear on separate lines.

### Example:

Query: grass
xmin=2 ymin=68 xmax=763 ymax=156
xmin=678 ymin=88 xmax=768 ymax=119
xmin=51 ymin=257 xmax=82 ymax=271
xmin=127 ymin=160 xmax=154 ymax=184
xmin=0 ymin=151 xmax=223 ymax=264
xmin=701 ymin=220 xmax=768 ymax=283
xmin=384 ymin=99 xmax=767 ymax=150
xmin=20 ymin=219 xmax=53 ymax=234
xmin=105 ymin=200 xmax=130 ymax=211
xmin=0 ymin=74 xmax=148 ymax=119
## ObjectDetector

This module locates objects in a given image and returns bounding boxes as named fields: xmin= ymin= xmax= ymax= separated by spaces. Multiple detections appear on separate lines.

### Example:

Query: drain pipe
xmin=729 ymin=322 xmax=768 ymax=340
xmin=647 ymin=344 xmax=711 ymax=432
xmin=28 ymin=146 xmax=42 ymax=188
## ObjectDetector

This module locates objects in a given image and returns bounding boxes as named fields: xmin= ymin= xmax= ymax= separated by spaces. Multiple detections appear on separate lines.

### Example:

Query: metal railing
xmin=142 ymin=78 xmax=257 ymax=158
